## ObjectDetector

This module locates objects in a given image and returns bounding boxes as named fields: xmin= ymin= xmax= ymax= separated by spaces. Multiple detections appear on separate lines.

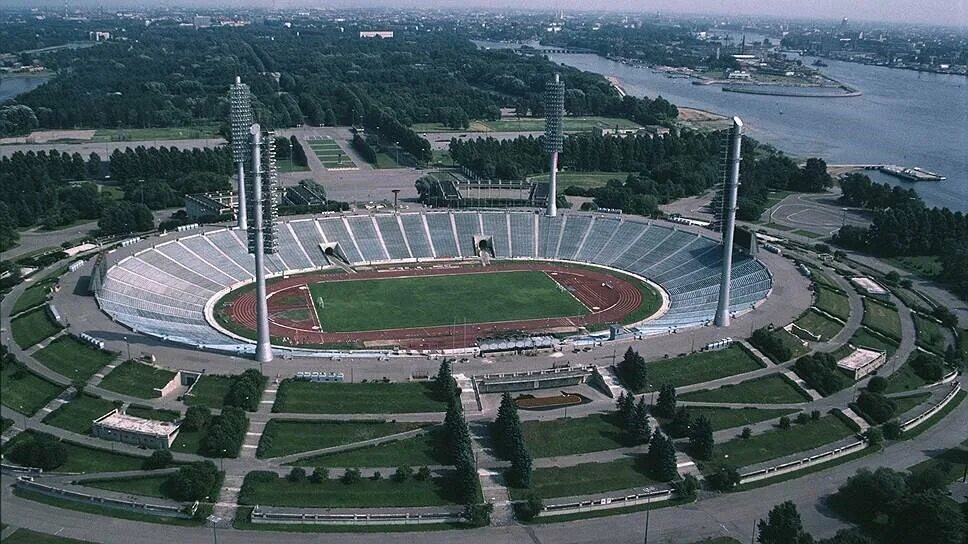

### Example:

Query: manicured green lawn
xmin=884 ymin=357 xmax=931 ymax=394
xmin=907 ymin=442 xmax=968 ymax=485
xmin=306 ymin=137 xmax=357 ymax=168
xmin=886 ymin=255 xmax=942 ymax=278
xmin=184 ymin=375 xmax=234 ymax=409
xmin=762 ymin=328 xmax=809 ymax=362
xmin=519 ymin=413 xmax=625 ymax=458
xmin=372 ymin=152 xmax=400 ymax=169
xmin=12 ymin=277 xmax=57 ymax=314
xmin=912 ymin=313 xmax=949 ymax=354
xmin=708 ymin=416 xmax=855 ymax=469
xmin=33 ymin=336 xmax=116 ymax=381
xmin=644 ymin=345 xmax=763 ymax=390
xmin=508 ymin=456 xmax=657 ymax=500
xmin=82 ymin=475 xmax=170 ymax=499
xmin=794 ymin=309 xmax=844 ymax=341
xmin=42 ymin=394 xmax=114 ymax=434
xmin=169 ymin=428 xmax=206 ymax=455
xmin=91 ymin=125 xmax=220 ymax=142
xmin=890 ymin=393 xmax=931 ymax=417
xmin=273 ymin=381 xmax=446 ymax=414
xmin=2 ymin=528 xmax=95 ymax=544
xmin=13 ymin=488 xmax=201 ymax=527
xmin=848 ymin=327 xmax=899 ymax=357
xmin=679 ymin=375 xmax=809 ymax=404
xmin=1 ymin=361 xmax=63 ymax=416
xmin=678 ymin=407 xmax=798 ymax=433
xmin=292 ymin=427 xmax=448 ymax=467
xmin=258 ymin=420 xmax=425 ymax=458
xmin=239 ymin=473 xmax=461 ymax=507
xmin=2 ymin=431 xmax=145 ymax=473
xmin=527 ymin=171 xmax=633 ymax=190
xmin=806 ymin=266 xmax=840 ymax=291
xmin=861 ymin=298 xmax=901 ymax=340
xmin=276 ymin=158 xmax=309 ymax=172
xmin=815 ymin=286 xmax=850 ymax=321
xmin=10 ymin=306 xmax=62 ymax=348
xmin=308 ymin=271 xmax=588 ymax=332
xmin=125 ymin=405 xmax=180 ymax=422
xmin=891 ymin=287 xmax=932 ymax=314
xmin=98 ymin=361 xmax=176 ymax=398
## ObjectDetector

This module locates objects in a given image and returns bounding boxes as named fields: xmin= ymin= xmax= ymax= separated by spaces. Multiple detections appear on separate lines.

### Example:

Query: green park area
xmin=886 ymin=255 xmax=942 ymax=278
xmin=707 ymin=415 xmax=855 ymax=469
xmin=10 ymin=307 xmax=62 ymax=349
xmin=806 ymin=266 xmax=840 ymax=291
xmin=83 ymin=475 xmax=170 ymax=499
xmin=527 ymin=171 xmax=633 ymax=191
xmin=238 ymin=472 xmax=460 ymax=508
xmin=305 ymin=136 xmax=357 ymax=169
xmin=676 ymin=407 xmax=798 ymax=433
xmin=644 ymin=345 xmax=763 ymax=390
xmin=884 ymin=356 xmax=934 ymax=394
xmin=125 ymin=405 xmax=180 ymax=422
xmin=861 ymin=298 xmax=902 ymax=340
xmin=33 ymin=336 xmax=116 ymax=382
xmin=91 ymin=125 xmax=221 ymax=142
xmin=1 ymin=362 xmax=63 ymax=416
xmin=308 ymin=271 xmax=587 ymax=332
xmin=42 ymin=394 xmax=114 ymax=434
xmin=815 ymin=286 xmax=851 ymax=321
xmin=184 ymin=375 xmax=234 ymax=409
xmin=846 ymin=327 xmax=899 ymax=358
xmin=98 ymin=361 xmax=176 ymax=399
xmin=2 ymin=431 xmax=145 ymax=473
xmin=292 ymin=427 xmax=448 ymax=468
xmin=257 ymin=420 xmax=425 ymax=458
xmin=272 ymin=381 xmax=447 ymax=414
xmin=793 ymin=309 xmax=844 ymax=341
xmin=508 ymin=457 xmax=657 ymax=500
xmin=520 ymin=413 xmax=625 ymax=458
xmin=11 ymin=276 xmax=58 ymax=315
xmin=412 ymin=116 xmax=641 ymax=133
xmin=679 ymin=375 xmax=810 ymax=404
xmin=912 ymin=313 xmax=949 ymax=353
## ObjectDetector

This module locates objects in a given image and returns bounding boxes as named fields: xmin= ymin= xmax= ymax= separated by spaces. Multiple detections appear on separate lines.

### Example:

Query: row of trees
xmin=492 ymin=393 xmax=533 ymax=487
xmin=794 ymin=352 xmax=851 ymax=396
xmin=201 ymin=405 xmax=248 ymax=458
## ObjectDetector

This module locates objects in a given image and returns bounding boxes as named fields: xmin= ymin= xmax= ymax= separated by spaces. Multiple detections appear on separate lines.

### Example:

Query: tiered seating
xmin=97 ymin=211 xmax=774 ymax=348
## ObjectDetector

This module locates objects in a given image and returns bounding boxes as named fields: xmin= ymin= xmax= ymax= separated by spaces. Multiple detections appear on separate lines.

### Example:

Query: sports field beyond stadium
xmin=219 ymin=262 xmax=659 ymax=350
xmin=309 ymin=270 xmax=588 ymax=332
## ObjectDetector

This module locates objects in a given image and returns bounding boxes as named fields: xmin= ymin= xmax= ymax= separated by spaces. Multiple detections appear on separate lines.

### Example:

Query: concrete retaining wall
xmin=739 ymin=440 xmax=867 ymax=485
xmin=15 ymin=480 xmax=195 ymax=519
xmin=538 ymin=488 xmax=673 ymax=517
xmin=901 ymin=384 xmax=961 ymax=432
xmin=250 ymin=506 xmax=462 ymax=525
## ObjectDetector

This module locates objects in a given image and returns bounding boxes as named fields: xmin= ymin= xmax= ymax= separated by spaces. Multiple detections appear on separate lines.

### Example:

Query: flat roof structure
xmin=836 ymin=346 xmax=887 ymax=379
xmin=851 ymin=276 xmax=888 ymax=296
xmin=91 ymin=410 xmax=180 ymax=449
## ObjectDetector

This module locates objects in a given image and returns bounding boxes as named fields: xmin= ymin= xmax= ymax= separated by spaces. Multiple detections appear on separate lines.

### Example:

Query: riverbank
xmin=605 ymin=76 xmax=626 ymax=97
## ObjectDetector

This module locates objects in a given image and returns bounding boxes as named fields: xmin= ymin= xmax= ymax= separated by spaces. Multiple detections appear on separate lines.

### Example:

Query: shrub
xmin=513 ymin=494 xmax=543 ymax=521
xmin=392 ymin=465 xmax=413 ymax=482
xmin=866 ymin=376 xmax=888 ymax=394
xmin=142 ymin=450 xmax=173 ymax=470
xmin=182 ymin=406 xmax=211 ymax=432
xmin=671 ymin=474 xmax=699 ymax=499
xmin=371 ymin=471 xmax=382 ymax=481
xmin=741 ymin=427 xmax=752 ymax=439
xmin=224 ymin=369 xmax=267 ymax=411
xmin=882 ymin=420 xmax=903 ymax=440
xmin=341 ymin=468 xmax=362 ymax=485
xmin=287 ymin=467 xmax=306 ymax=483
xmin=750 ymin=328 xmax=792 ymax=363
xmin=794 ymin=352 xmax=850 ymax=396
xmin=909 ymin=353 xmax=946 ymax=382
xmin=811 ymin=410 xmax=821 ymax=421
xmin=309 ymin=467 xmax=328 ymax=483
xmin=415 ymin=466 xmax=432 ymax=481
xmin=795 ymin=412 xmax=810 ymax=425
xmin=864 ymin=427 xmax=883 ymax=447
xmin=706 ymin=465 xmax=740 ymax=491
xmin=167 ymin=461 xmax=219 ymax=501
xmin=8 ymin=434 xmax=67 ymax=470
xmin=462 ymin=502 xmax=493 ymax=527
xmin=856 ymin=391 xmax=896 ymax=424
xmin=778 ymin=416 xmax=792 ymax=430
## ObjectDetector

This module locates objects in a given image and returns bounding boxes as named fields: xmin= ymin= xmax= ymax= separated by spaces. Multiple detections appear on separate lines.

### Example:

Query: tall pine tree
xmin=647 ymin=431 xmax=678 ymax=482
xmin=653 ymin=383 xmax=677 ymax=419
xmin=689 ymin=414 xmax=715 ymax=460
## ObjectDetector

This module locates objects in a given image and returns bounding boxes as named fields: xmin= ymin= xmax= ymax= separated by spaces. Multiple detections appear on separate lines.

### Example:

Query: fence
xmin=738 ymin=440 xmax=867 ymax=485
xmin=901 ymin=384 xmax=961 ymax=432
xmin=250 ymin=506 xmax=463 ymax=525
xmin=15 ymin=480 xmax=196 ymax=519
xmin=538 ymin=488 xmax=673 ymax=518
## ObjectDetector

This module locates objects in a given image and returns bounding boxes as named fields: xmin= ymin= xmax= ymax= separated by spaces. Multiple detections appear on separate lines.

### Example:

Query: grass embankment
xmin=680 ymin=375 xmax=810 ymax=404
xmin=272 ymin=381 xmax=447 ymax=414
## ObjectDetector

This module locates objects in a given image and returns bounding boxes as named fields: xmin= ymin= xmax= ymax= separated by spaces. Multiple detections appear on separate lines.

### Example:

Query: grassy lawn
xmin=861 ymin=298 xmax=901 ymax=340
xmin=794 ymin=309 xmax=844 ymax=341
xmin=169 ymin=428 xmax=206 ymax=455
xmin=372 ymin=152 xmax=400 ymax=169
xmin=91 ymin=125 xmax=220 ymax=142
xmin=519 ymin=413 xmax=625 ymax=458
xmin=258 ymin=420 xmax=425 ymax=458
xmin=891 ymin=287 xmax=932 ymax=314
xmin=886 ymin=255 xmax=942 ymax=278
xmin=708 ymin=416 xmax=855 ymax=469
xmin=793 ymin=229 xmax=823 ymax=239
xmin=239 ymin=472 xmax=461 ymax=507
xmin=2 ymin=431 xmax=145 ymax=473
xmin=848 ymin=327 xmax=899 ymax=357
xmin=276 ymin=158 xmax=309 ymax=172
xmin=679 ymin=375 xmax=809 ymax=404
xmin=508 ymin=456 xmax=657 ymax=500
xmin=1 ymin=362 xmax=64 ymax=415
xmin=125 ymin=405 xmax=180 ymax=422
xmin=13 ymin=488 xmax=200 ymax=527
xmin=884 ymin=356 xmax=932 ymax=394
xmin=273 ymin=381 xmax=447 ymax=414
xmin=184 ymin=375 xmax=234 ymax=409
xmin=912 ymin=313 xmax=949 ymax=354
xmin=33 ymin=336 xmax=116 ymax=382
xmin=806 ymin=266 xmax=841 ymax=291
xmin=10 ymin=306 xmax=62 ymax=348
xmin=907 ymin=442 xmax=968 ymax=485
xmin=306 ymin=137 xmax=357 ymax=169
xmin=308 ymin=270 xmax=587 ymax=332
xmin=291 ymin=427 xmax=448 ymax=467
xmin=82 ymin=475 xmax=170 ymax=499
xmin=2 ymin=528 xmax=95 ymax=544
xmin=678 ymin=407 xmax=798 ymax=433
xmin=771 ymin=328 xmax=809 ymax=361
xmin=12 ymin=276 xmax=58 ymax=314
xmin=815 ymin=286 xmax=850 ymax=321
xmin=430 ymin=150 xmax=456 ymax=167
xmin=42 ymin=394 xmax=114 ymax=434
xmin=643 ymin=345 xmax=764 ymax=391
xmin=98 ymin=360 xmax=176 ymax=399
xmin=527 ymin=171 xmax=632 ymax=191
xmin=890 ymin=393 xmax=931 ymax=417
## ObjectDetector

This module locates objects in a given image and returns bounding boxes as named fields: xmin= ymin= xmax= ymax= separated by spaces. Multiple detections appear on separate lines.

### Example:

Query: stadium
xmin=89 ymin=210 xmax=774 ymax=356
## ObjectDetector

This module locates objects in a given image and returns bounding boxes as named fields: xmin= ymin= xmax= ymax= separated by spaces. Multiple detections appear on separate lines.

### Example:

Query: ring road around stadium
xmin=90 ymin=210 xmax=773 ymax=356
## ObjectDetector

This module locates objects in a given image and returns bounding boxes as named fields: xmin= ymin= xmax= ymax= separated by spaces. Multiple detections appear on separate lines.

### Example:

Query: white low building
xmin=836 ymin=346 xmax=887 ymax=380
xmin=851 ymin=277 xmax=889 ymax=299
xmin=91 ymin=410 xmax=180 ymax=449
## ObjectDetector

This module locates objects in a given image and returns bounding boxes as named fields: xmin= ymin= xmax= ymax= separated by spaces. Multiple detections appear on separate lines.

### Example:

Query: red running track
xmin=223 ymin=262 xmax=646 ymax=350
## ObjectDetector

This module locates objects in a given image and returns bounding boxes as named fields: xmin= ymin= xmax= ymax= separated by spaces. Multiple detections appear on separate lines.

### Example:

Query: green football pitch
xmin=307 ymin=270 xmax=589 ymax=332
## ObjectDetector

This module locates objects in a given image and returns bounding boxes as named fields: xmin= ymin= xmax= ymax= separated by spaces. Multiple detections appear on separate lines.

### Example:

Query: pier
xmin=826 ymin=164 xmax=946 ymax=182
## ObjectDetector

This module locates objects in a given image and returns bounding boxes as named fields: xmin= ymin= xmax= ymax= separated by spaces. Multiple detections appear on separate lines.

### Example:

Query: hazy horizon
xmin=2 ymin=0 xmax=967 ymax=28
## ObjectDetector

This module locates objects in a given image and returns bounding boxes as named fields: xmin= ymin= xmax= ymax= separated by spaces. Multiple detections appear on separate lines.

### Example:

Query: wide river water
xmin=478 ymin=41 xmax=968 ymax=211
xmin=0 ymin=74 xmax=51 ymax=102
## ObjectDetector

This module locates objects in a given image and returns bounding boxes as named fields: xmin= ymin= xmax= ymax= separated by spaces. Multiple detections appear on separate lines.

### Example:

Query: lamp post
xmin=207 ymin=514 xmax=221 ymax=544
xmin=392 ymin=189 xmax=400 ymax=211
xmin=123 ymin=336 xmax=131 ymax=361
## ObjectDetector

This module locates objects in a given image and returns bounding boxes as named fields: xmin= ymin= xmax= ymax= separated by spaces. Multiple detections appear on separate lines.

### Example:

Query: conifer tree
xmin=689 ymin=414 xmax=715 ymax=460
xmin=654 ymin=383 xmax=677 ymax=419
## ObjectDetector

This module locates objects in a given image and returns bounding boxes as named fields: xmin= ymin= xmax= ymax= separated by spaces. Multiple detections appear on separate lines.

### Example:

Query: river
xmin=0 ymin=74 xmax=51 ymax=102
xmin=477 ymin=41 xmax=968 ymax=211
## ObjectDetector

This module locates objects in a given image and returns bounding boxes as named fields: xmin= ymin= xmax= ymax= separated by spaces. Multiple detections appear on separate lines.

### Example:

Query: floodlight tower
xmin=544 ymin=73 xmax=565 ymax=217
xmin=247 ymin=124 xmax=279 ymax=363
xmin=229 ymin=76 xmax=253 ymax=230
xmin=714 ymin=117 xmax=743 ymax=327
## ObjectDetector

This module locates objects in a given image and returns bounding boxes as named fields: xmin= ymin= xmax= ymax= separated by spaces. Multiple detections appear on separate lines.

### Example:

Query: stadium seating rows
xmin=95 ymin=211 xmax=772 ymax=348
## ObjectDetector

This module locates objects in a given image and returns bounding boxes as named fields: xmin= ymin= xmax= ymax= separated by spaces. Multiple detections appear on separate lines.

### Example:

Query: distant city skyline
xmin=1 ymin=0 xmax=966 ymax=28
